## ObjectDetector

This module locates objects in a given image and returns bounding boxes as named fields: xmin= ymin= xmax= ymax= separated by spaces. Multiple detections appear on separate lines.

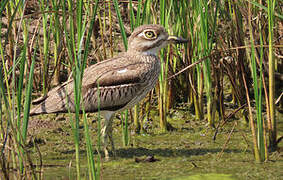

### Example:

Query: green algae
xmin=27 ymin=109 xmax=283 ymax=179
xmin=172 ymin=173 xmax=235 ymax=180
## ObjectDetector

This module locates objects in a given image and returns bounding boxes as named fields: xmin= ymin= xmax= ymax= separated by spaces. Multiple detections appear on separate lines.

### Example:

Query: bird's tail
xmin=29 ymin=85 xmax=71 ymax=116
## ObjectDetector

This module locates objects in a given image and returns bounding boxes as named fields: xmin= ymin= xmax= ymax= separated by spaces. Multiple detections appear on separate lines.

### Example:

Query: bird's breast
xmin=124 ymin=55 xmax=161 ymax=108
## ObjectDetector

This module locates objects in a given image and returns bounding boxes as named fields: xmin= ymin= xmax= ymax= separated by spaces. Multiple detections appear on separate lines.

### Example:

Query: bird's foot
xmin=104 ymin=147 xmax=117 ymax=161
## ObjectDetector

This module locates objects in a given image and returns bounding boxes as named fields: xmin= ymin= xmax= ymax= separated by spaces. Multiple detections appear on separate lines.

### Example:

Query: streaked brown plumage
xmin=30 ymin=24 xmax=188 ymax=159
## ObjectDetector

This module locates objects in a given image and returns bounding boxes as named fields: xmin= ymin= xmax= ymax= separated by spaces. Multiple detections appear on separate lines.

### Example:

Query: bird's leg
xmin=100 ymin=123 xmax=110 ymax=160
xmin=101 ymin=111 xmax=115 ymax=160
xmin=101 ymin=119 xmax=111 ymax=160
xmin=107 ymin=121 xmax=116 ymax=158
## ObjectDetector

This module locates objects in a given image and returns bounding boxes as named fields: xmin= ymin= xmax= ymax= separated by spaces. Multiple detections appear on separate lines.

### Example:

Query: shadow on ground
xmin=115 ymin=147 xmax=247 ymax=158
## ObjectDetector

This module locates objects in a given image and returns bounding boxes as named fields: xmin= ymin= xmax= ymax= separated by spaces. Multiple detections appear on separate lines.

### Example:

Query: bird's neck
xmin=127 ymin=48 xmax=160 ymax=57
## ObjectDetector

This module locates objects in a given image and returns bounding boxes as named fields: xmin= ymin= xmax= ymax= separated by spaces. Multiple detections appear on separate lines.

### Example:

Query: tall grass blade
xmin=248 ymin=3 xmax=265 ymax=161
xmin=267 ymin=0 xmax=277 ymax=150
xmin=135 ymin=0 xmax=142 ymax=27
xmin=113 ymin=0 xmax=128 ymax=50
xmin=113 ymin=0 xmax=129 ymax=145
xmin=158 ymin=0 xmax=168 ymax=132
xmin=83 ymin=109 xmax=96 ymax=179
xmin=40 ymin=0 xmax=50 ymax=95
xmin=22 ymin=39 xmax=37 ymax=142
xmin=129 ymin=0 xmax=135 ymax=31
xmin=82 ymin=0 xmax=100 ymax=178
xmin=141 ymin=0 xmax=149 ymax=24
xmin=259 ymin=21 xmax=268 ymax=160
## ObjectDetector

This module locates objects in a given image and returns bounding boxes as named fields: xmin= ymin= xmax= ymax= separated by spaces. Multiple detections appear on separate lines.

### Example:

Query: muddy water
xmin=28 ymin=110 xmax=283 ymax=179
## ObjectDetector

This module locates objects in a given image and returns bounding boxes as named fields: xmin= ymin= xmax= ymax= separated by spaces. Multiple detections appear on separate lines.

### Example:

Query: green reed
xmin=248 ymin=2 xmax=265 ymax=162
xmin=0 ymin=1 xmax=10 ymax=177
xmin=62 ymin=0 xmax=81 ymax=177
xmin=113 ymin=0 xmax=129 ymax=146
xmin=63 ymin=0 xmax=99 ymax=178
xmin=244 ymin=0 xmax=279 ymax=162
xmin=96 ymin=81 xmax=102 ymax=179
xmin=40 ymin=0 xmax=50 ymax=95
xmin=129 ymin=0 xmax=150 ymax=134
xmin=199 ymin=0 xmax=213 ymax=126
xmin=15 ymin=1 xmax=29 ymax=173
xmin=129 ymin=0 xmax=135 ymax=31
xmin=113 ymin=0 xmax=128 ymax=50
xmin=0 ymin=0 xmax=39 ymax=177
xmin=21 ymin=36 xmax=38 ymax=175
xmin=188 ymin=0 xmax=204 ymax=121
xmin=129 ymin=0 xmax=140 ymax=133
xmin=158 ymin=0 xmax=168 ymax=132
xmin=50 ymin=0 xmax=61 ymax=86
xmin=0 ymin=1 xmax=282 ymax=178
xmin=267 ymin=0 xmax=277 ymax=151
xmin=84 ymin=1 xmax=100 ymax=179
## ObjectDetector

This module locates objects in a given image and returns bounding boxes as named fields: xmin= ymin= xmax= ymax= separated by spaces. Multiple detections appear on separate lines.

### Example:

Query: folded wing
xmin=30 ymin=56 xmax=147 ymax=115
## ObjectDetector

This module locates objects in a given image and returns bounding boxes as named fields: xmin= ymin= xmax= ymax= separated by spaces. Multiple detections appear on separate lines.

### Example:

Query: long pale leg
xmin=107 ymin=122 xmax=116 ymax=158
xmin=101 ymin=111 xmax=115 ymax=160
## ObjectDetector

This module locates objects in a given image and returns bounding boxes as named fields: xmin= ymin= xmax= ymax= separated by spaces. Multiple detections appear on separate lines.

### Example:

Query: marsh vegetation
xmin=0 ymin=0 xmax=282 ymax=179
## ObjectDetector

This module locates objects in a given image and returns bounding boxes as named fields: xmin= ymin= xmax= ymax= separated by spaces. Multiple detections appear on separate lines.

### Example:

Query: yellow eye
xmin=144 ymin=30 xmax=156 ymax=39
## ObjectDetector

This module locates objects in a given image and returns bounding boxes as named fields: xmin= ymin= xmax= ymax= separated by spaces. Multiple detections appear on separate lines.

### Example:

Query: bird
xmin=30 ymin=24 xmax=188 ymax=160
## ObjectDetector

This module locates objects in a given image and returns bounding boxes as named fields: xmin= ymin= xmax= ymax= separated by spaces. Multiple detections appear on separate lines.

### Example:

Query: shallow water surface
xmin=172 ymin=173 xmax=235 ymax=180
xmin=28 ymin=110 xmax=283 ymax=179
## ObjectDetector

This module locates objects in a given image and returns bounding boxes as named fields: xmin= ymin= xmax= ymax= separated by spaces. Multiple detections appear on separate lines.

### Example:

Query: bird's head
xmin=127 ymin=24 xmax=188 ymax=55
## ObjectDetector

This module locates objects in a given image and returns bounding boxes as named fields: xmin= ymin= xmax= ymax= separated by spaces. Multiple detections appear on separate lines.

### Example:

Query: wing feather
xmin=30 ymin=54 xmax=151 ymax=115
